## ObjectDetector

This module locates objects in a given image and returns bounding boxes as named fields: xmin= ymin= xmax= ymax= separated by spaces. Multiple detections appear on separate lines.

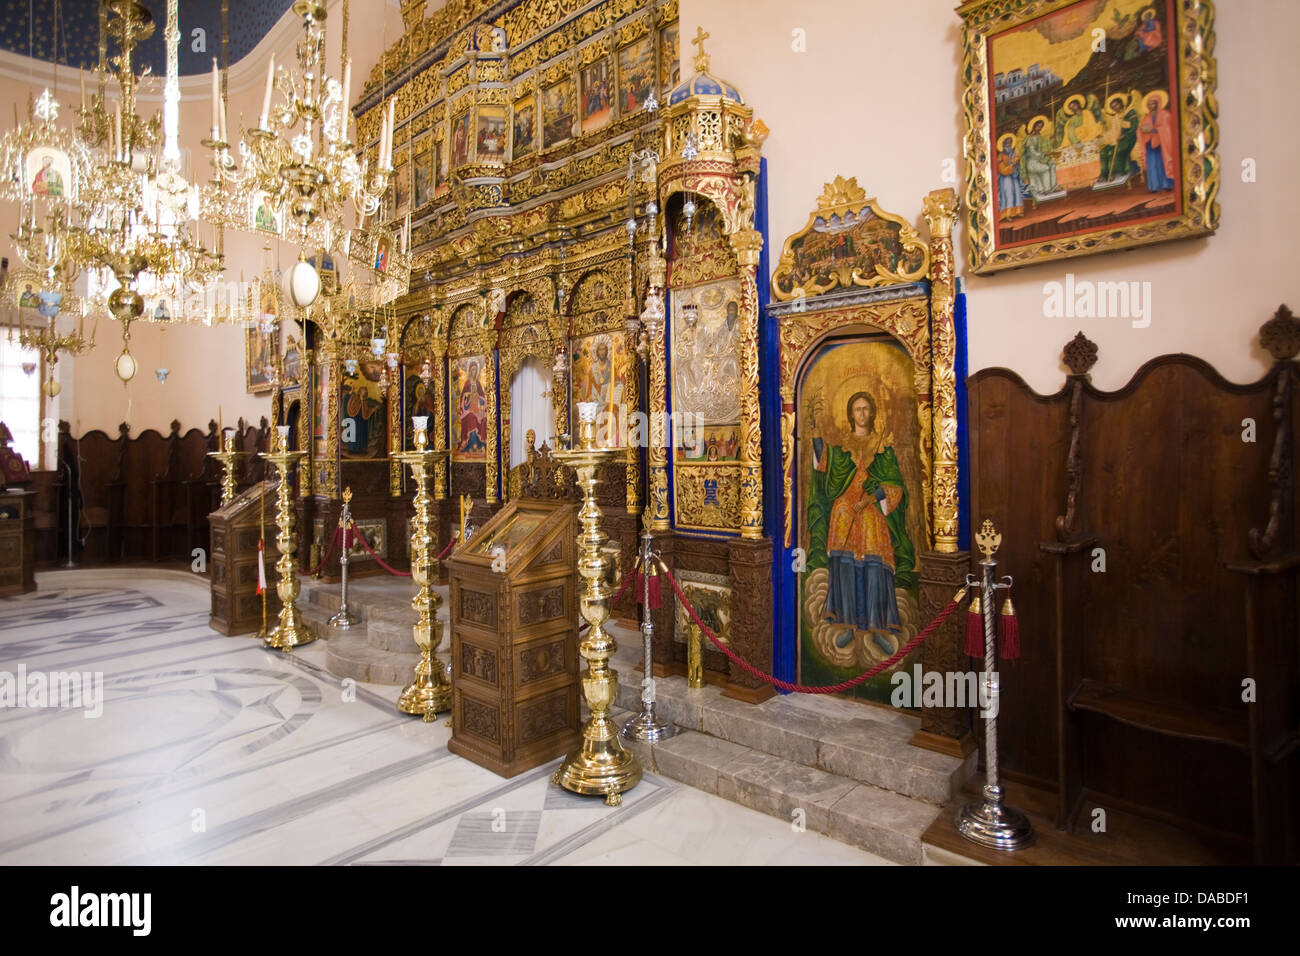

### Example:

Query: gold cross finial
xmin=691 ymin=26 xmax=711 ymax=72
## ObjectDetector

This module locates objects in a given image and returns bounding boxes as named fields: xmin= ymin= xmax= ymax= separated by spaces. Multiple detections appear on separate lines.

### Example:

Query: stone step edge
xmin=618 ymin=723 xmax=942 ymax=866
xmin=613 ymin=675 xmax=972 ymax=806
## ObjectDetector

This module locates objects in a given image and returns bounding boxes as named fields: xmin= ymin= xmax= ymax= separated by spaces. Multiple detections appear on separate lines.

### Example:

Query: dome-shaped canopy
xmin=668 ymin=27 xmax=744 ymax=106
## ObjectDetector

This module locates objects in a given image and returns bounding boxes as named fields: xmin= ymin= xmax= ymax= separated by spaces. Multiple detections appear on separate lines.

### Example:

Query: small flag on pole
xmin=257 ymin=538 xmax=267 ymax=594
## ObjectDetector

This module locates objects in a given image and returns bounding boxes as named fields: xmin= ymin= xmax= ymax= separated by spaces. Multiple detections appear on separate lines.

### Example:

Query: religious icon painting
xmin=542 ymin=78 xmax=576 ymax=149
xmin=476 ymin=106 xmax=507 ymax=163
xmin=795 ymin=333 xmax=929 ymax=704
xmin=670 ymin=279 xmax=742 ymax=454
xmin=308 ymin=248 xmax=338 ymax=297
xmin=281 ymin=317 xmax=303 ymax=389
xmin=413 ymin=141 xmax=430 ymax=207
xmin=245 ymin=324 xmax=273 ymax=394
xmin=570 ymin=332 xmax=631 ymax=448
xmin=392 ymin=161 xmax=409 ymax=217
xmin=433 ymin=138 xmax=448 ymax=197
xmin=450 ymin=110 xmax=473 ymax=168
xmin=580 ymin=57 xmax=613 ymax=133
xmin=450 ymin=355 xmax=490 ymax=461
xmin=404 ymin=359 xmax=438 ymax=451
xmin=25 ymin=147 xmax=72 ymax=202
xmin=959 ymin=0 xmax=1218 ymax=273
xmin=511 ymin=95 xmax=536 ymax=160
xmin=340 ymin=360 xmax=388 ymax=459
xmin=312 ymin=360 xmax=329 ymax=457
xmin=251 ymin=190 xmax=282 ymax=236
xmin=374 ymin=234 xmax=391 ymax=273
xmin=618 ymin=37 xmax=655 ymax=115
xmin=659 ymin=23 xmax=680 ymax=94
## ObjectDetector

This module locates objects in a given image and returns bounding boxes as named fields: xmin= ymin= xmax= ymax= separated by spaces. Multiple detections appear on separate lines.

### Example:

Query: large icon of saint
xmin=805 ymin=389 xmax=916 ymax=646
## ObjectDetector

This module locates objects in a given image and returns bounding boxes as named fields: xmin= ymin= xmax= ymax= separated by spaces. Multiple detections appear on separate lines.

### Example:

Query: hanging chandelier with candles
xmin=73 ymin=0 xmax=224 ymax=381
xmin=234 ymin=0 xmax=398 ymax=312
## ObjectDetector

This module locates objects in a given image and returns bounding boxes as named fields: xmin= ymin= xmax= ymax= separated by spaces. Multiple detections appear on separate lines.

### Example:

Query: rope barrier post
xmin=620 ymin=523 xmax=675 ymax=743
xmin=955 ymin=520 xmax=1034 ymax=851
xmin=328 ymin=487 xmax=358 ymax=629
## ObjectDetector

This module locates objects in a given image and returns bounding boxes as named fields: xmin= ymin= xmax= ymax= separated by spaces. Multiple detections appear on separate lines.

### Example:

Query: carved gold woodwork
xmin=773 ymin=182 xmax=961 ymax=555
xmin=923 ymin=187 xmax=960 ymax=553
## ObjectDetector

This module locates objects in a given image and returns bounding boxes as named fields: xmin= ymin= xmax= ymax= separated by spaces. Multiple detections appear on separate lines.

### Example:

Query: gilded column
xmin=923 ymin=188 xmax=960 ymax=553
xmin=730 ymin=226 xmax=765 ymax=540
xmin=388 ymin=352 xmax=402 ymax=497
xmin=432 ymin=340 xmax=448 ymax=499
xmin=644 ymin=245 xmax=669 ymax=530
xmin=623 ymin=251 xmax=643 ymax=514
xmin=299 ymin=347 xmax=314 ymax=498
xmin=484 ymin=329 xmax=500 ymax=503
xmin=321 ymin=343 xmax=340 ymax=498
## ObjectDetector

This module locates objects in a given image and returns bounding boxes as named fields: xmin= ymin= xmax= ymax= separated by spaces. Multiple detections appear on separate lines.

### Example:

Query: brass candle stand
xmin=258 ymin=429 xmax=315 ymax=651
xmin=393 ymin=419 xmax=451 ymax=720
xmin=207 ymin=431 xmax=243 ymax=505
xmin=552 ymin=403 xmax=642 ymax=806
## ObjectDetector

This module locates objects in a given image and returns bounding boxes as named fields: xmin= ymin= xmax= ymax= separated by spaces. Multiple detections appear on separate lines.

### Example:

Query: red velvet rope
xmin=352 ymin=526 xmax=413 ymax=577
xmin=298 ymin=525 xmax=342 ymax=577
xmin=657 ymin=558 xmax=968 ymax=695
xmin=436 ymin=535 xmax=459 ymax=561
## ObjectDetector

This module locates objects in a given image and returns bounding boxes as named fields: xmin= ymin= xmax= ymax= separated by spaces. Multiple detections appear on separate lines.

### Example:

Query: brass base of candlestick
xmin=397 ymin=621 xmax=452 ymax=720
xmin=552 ymin=721 xmax=642 ymax=807
xmin=264 ymin=598 xmax=316 ymax=651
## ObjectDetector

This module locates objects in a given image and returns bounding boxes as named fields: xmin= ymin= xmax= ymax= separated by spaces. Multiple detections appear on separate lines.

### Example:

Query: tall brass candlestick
xmin=393 ymin=417 xmax=451 ymax=720
xmin=207 ymin=430 xmax=243 ymax=505
xmin=258 ymin=427 xmax=315 ymax=650
xmin=552 ymin=402 xmax=641 ymax=805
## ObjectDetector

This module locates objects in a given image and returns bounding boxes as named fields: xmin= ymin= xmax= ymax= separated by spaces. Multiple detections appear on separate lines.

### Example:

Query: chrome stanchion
xmin=328 ymin=486 xmax=358 ymax=629
xmin=620 ymin=523 xmax=675 ymax=742
xmin=955 ymin=520 xmax=1034 ymax=851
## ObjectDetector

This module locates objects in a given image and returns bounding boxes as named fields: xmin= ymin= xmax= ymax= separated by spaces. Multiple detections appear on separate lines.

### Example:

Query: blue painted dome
xmin=667 ymin=70 xmax=744 ymax=106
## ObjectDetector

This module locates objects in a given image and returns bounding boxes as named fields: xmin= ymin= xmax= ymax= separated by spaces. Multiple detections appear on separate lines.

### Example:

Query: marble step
xmin=617 ymin=722 xmax=940 ymax=865
xmin=612 ymin=664 xmax=972 ymax=806
xmin=320 ymin=629 xmax=424 ymax=686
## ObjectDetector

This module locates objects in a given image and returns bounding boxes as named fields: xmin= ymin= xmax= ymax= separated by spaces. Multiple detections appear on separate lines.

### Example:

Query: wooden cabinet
xmin=208 ymin=481 xmax=282 ymax=635
xmin=0 ymin=488 xmax=36 ymax=596
xmin=444 ymin=499 xmax=579 ymax=777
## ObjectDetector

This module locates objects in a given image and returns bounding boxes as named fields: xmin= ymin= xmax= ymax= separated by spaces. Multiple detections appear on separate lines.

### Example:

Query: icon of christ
xmin=806 ymin=389 xmax=916 ymax=648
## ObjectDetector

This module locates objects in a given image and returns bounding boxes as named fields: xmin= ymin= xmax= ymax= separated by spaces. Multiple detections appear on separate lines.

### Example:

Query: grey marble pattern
xmin=0 ymin=572 xmax=888 ymax=866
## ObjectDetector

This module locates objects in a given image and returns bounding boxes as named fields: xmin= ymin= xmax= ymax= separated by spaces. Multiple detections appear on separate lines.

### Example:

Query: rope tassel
xmin=999 ymin=593 xmax=1020 ymax=660
xmin=964 ymin=592 xmax=984 ymax=657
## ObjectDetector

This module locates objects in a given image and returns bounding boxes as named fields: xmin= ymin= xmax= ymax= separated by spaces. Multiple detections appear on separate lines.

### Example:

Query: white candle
xmin=113 ymin=103 xmax=122 ymax=160
xmin=260 ymin=55 xmax=275 ymax=129
xmin=340 ymin=58 xmax=352 ymax=140
xmin=210 ymin=58 xmax=220 ymax=137
xmin=382 ymin=97 xmax=392 ymax=167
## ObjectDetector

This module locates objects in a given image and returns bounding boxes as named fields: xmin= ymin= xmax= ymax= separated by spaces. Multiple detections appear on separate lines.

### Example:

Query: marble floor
xmin=0 ymin=570 xmax=891 ymax=866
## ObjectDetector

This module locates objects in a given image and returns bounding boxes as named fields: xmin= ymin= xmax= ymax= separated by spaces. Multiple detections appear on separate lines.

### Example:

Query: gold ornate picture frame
xmin=958 ymin=0 xmax=1219 ymax=274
